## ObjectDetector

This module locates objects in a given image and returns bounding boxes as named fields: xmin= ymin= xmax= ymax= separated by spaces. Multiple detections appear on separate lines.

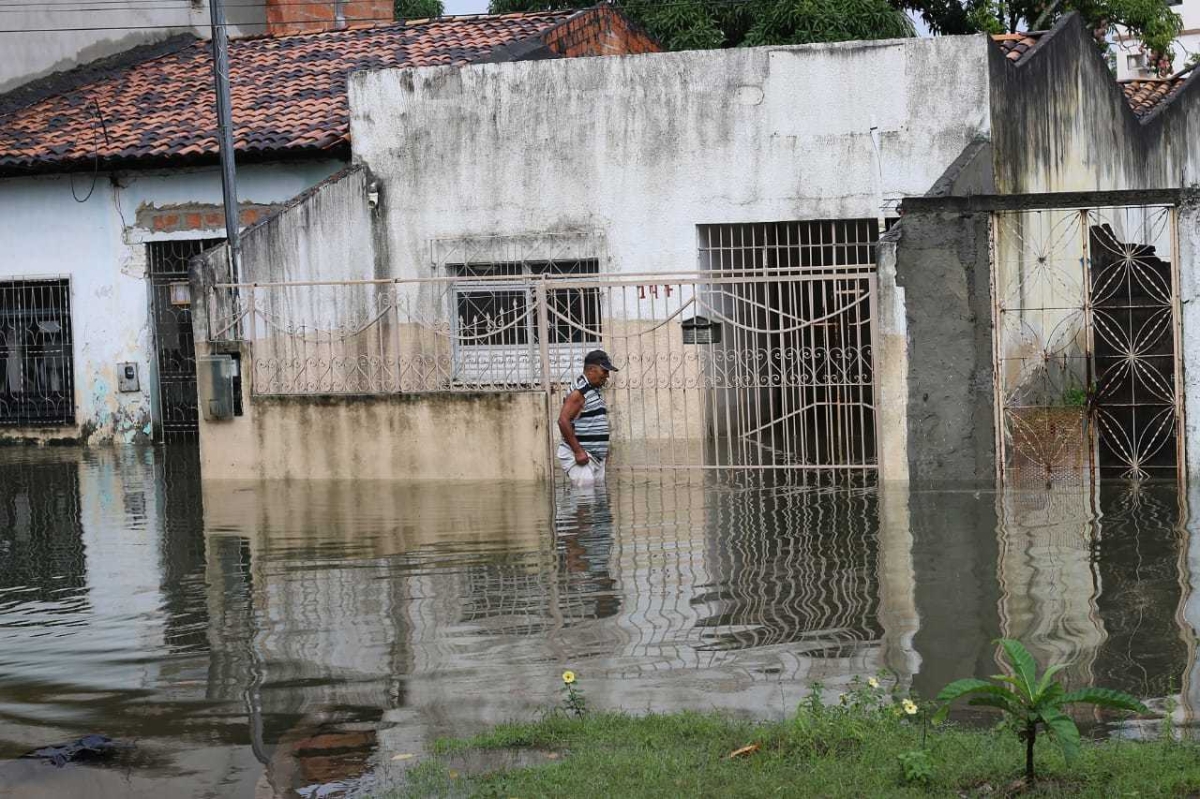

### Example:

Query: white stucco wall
xmin=0 ymin=159 xmax=343 ymax=444
xmin=349 ymin=36 xmax=993 ymax=282
xmin=1181 ymin=202 xmax=1200 ymax=477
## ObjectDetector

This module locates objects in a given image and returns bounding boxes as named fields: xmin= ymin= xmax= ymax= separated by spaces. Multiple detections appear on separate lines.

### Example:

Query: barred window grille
xmin=698 ymin=219 xmax=885 ymax=271
xmin=0 ymin=279 xmax=75 ymax=426
xmin=451 ymin=260 xmax=601 ymax=348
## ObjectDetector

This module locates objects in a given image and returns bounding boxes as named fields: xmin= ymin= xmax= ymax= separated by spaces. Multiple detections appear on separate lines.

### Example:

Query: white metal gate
xmin=542 ymin=270 xmax=878 ymax=470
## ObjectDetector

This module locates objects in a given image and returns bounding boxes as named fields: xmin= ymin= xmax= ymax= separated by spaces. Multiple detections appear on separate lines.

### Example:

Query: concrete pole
xmin=209 ymin=0 xmax=242 ymax=282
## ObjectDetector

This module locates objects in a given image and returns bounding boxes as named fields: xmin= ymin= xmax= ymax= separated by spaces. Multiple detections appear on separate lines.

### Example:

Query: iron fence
xmin=209 ymin=264 xmax=878 ymax=471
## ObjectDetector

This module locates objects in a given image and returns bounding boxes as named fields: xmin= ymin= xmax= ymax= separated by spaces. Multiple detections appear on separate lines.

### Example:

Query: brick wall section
xmin=542 ymin=6 xmax=660 ymax=58
xmin=266 ymin=0 xmax=392 ymax=35
xmin=138 ymin=204 xmax=283 ymax=233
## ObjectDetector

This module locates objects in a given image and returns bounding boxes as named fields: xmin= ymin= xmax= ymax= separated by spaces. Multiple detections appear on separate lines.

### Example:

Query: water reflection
xmin=0 ymin=449 xmax=1196 ymax=797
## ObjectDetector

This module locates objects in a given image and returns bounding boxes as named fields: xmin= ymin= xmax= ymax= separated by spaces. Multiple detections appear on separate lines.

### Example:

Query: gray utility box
xmin=117 ymin=362 xmax=140 ymax=392
xmin=197 ymin=355 xmax=238 ymax=421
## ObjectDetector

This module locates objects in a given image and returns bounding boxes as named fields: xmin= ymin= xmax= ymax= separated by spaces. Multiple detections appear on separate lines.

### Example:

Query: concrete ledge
xmin=200 ymin=390 xmax=551 ymax=482
xmin=902 ymin=188 xmax=1183 ymax=214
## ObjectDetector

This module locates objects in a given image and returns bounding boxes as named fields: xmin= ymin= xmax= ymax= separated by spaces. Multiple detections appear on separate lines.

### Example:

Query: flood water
xmin=0 ymin=447 xmax=1196 ymax=797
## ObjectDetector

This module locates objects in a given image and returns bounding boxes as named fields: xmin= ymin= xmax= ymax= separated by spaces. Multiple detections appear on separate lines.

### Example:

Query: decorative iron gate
xmin=538 ymin=270 xmax=878 ymax=470
xmin=149 ymin=239 xmax=220 ymax=442
xmin=991 ymin=206 xmax=1183 ymax=484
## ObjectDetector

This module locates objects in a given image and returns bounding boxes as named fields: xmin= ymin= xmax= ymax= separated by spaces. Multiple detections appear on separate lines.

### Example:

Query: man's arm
xmin=557 ymin=390 xmax=590 ymax=465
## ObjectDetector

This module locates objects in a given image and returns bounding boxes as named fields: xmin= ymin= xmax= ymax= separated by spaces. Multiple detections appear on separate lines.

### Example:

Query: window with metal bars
xmin=0 ymin=279 xmax=74 ymax=426
xmin=697 ymin=219 xmax=888 ymax=271
xmin=451 ymin=260 xmax=601 ymax=347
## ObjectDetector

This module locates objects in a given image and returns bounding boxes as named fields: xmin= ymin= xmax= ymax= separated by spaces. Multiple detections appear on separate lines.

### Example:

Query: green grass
xmin=389 ymin=707 xmax=1200 ymax=798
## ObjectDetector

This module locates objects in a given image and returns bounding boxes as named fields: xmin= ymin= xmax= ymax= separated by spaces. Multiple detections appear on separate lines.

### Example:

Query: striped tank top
xmin=566 ymin=373 xmax=609 ymax=461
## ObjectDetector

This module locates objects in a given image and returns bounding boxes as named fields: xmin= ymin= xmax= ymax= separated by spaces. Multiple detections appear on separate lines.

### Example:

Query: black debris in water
xmin=22 ymin=735 xmax=121 ymax=767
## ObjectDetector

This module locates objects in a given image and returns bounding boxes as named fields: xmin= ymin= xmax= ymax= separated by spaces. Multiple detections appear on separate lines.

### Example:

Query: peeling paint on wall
xmin=0 ymin=160 xmax=345 ymax=445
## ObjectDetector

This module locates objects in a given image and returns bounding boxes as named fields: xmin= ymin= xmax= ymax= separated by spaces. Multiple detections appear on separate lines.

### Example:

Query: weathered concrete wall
xmin=893 ymin=209 xmax=996 ymax=484
xmin=349 ymin=35 xmax=993 ymax=283
xmin=874 ymin=232 xmax=909 ymax=482
xmin=0 ymin=1 xmax=265 ymax=94
xmin=238 ymin=166 xmax=377 ymax=285
xmin=0 ymin=159 xmax=343 ymax=444
xmin=990 ymin=13 xmax=1200 ymax=194
xmin=347 ymin=36 xmax=993 ymax=477
xmin=199 ymin=382 xmax=551 ymax=481
xmin=1181 ymin=196 xmax=1200 ymax=476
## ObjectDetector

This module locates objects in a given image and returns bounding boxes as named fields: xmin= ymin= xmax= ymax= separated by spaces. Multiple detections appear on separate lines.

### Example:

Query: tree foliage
xmin=396 ymin=0 xmax=444 ymax=19
xmin=899 ymin=1 xmax=1184 ymax=70
xmin=489 ymin=0 xmax=1184 ymax=74
xmin=487 ymin=0 xmax=915 ymax=50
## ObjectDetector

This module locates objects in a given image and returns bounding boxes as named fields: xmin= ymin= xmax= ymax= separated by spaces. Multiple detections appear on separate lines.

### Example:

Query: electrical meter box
xmin=197 ymin=355 xmax=238 ymax=421
xmin=117 ymin=362 xmax=140 ymax=392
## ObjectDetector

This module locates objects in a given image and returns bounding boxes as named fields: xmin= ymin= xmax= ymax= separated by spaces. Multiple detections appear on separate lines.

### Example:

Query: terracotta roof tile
xmin=1119 ymin=76 xmax=1190 ymax=119
xmin=0 ymin=11 xmax=575 ymax=174
xmin=991 ymin=32 xmax=1045 ymax=63
xmin=992 ymin=31 xmax=1194 ymax=120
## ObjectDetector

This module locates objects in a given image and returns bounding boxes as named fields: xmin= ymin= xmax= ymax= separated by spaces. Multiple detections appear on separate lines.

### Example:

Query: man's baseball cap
xmin=584 ymin=350 xmax=618 ymax=371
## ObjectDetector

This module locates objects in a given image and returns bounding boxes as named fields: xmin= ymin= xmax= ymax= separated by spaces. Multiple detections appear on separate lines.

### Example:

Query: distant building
xmin=1114 ymin=0 xmax=1200 ymax=80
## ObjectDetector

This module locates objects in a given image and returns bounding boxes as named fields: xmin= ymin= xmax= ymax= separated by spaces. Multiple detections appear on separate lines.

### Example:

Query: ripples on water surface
xmin=0 ymin=447 xmax=1196 ymax=797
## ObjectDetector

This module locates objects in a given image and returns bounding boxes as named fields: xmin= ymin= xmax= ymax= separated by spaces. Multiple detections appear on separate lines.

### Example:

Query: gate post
xmin=535 ymin=278 xmax=556 ymax=481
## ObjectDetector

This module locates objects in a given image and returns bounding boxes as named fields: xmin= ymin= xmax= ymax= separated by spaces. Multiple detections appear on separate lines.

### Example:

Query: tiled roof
xmin=991 ymin=32 xmax=1045 ymax=63
xmin=992 ymin=31 xmax=1195 ymax=120
xmin=1119 ymin=76 xmax=1191 ymax=119
xmin=0 ymin=11 xmax=576 ymax=175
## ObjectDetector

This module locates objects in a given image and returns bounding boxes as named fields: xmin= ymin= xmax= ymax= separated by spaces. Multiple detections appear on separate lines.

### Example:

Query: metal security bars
xmin=450 ymin=260 xmax=601 ymax=386
xmin=693 ymin=221 xmax=881 ymax=469
xmin=149 ymin=239 xmax=222 ymax=441
xmin=699 ymin=220 xmax=883 ymax=272
xmin=0 ymin=279 xmax=74 ymax=427
xmin=991 ymin=206 xmax=1183 ymax=484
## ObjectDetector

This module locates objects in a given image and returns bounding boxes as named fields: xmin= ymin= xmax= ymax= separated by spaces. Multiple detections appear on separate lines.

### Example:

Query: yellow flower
xmin=902 ymin=699 xmax=918 ymax=716
xmin=867 ymin=678 xmax=879 ymax=689
xmin=562 ymin=670 xmax=576 ymax=685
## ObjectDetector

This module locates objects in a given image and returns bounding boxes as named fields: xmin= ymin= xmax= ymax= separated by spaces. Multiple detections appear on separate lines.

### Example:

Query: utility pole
xmin=209 ymin=0 xmax=241 ymax=281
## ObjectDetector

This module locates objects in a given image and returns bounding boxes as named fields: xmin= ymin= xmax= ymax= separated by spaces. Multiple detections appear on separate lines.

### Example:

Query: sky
xmin=444 ymin=0 xmax=490 ymax=13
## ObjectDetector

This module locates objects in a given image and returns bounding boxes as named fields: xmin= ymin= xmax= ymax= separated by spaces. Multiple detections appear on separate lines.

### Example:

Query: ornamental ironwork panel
xmin=992 ymin=206 xmax=1181 ymax=484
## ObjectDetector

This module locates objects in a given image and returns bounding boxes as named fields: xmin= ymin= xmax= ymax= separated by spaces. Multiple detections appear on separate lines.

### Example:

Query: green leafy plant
xmin=1062 ymin=385 xmax=1088 ymax=407
xmin=561 ymin=670 xmax=587 ymax=718
xmin=935 ymin=639 xmax=1148 ymax=782
xmin=897 ymin=748 xmax=934 ymax=784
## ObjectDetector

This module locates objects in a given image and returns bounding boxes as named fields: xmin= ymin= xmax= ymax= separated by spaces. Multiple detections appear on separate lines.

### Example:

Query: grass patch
xmin=388 ymin=708 xmax=1200 ymax=798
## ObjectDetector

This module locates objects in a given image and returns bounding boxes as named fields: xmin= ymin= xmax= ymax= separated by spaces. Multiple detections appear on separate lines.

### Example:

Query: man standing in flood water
xmin=557 ymin=350 xmax=617 ymax=487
